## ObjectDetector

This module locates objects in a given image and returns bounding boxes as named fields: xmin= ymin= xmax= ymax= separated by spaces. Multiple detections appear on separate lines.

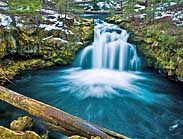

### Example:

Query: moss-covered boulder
xmin=0 ymin=15 xmax=94 ymax=85
xmin=0 ymin=126 xmax=41 ymax=139
xmin=10 ymin=116 xmax=33 ymax=131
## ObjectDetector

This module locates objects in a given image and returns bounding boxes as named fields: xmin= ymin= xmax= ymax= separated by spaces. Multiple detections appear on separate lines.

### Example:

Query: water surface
xmin=8 ymin=67 xmax=183 ymax=139
xmin=7 ymin=20 xmax=183 ymax=139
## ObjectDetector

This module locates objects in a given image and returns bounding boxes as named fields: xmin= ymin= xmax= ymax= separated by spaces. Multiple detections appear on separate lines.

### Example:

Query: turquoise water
xmin=5 ymin=20 xmax=183 ymax=139
xmin=8 ymin=67 xmax=183 ymax=139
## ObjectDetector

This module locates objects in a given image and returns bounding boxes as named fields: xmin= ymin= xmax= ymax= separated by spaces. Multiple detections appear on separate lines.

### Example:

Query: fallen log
xmin=0 ymin=86 xmax=130 ymax=139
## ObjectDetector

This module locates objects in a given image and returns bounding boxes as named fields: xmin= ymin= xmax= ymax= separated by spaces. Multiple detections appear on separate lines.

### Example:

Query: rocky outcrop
xmin=107 ymin=15 xmax=183 ymax=82
xmin=0 ymin=15 xmax=94 ymax=85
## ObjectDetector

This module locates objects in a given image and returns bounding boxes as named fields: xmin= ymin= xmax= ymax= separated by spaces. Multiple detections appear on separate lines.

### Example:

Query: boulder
xmin=10 ymin=116 xmax=33 ymax=131
xmin=0 ymin=126 xmax=41 ymax=139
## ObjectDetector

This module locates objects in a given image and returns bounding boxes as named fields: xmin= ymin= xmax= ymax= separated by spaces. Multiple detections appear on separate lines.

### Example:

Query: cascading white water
xmin=78 ymin=19 xmax=140 ymax=71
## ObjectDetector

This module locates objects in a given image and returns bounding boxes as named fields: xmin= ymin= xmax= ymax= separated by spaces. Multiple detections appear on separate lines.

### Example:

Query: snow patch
xmin=0 ymin=14 xmax=12 ymax=27
xmin=134 ymin=4 xmax=145 ymax=12
xmin=40 ymin=14 xmax=75 ymax=34
xmin=42 ymin=36 xmax=53 ymax=41
xmin=53 ymin=38 xmax=68 ymax=43
xmin=0 ymin=1 xmax=8 ymax=6
xmin=155 ymin=10 xmax=183 ymax=26
xmin=39 ymin=8 xmax=57 ymax=14
xmin=76 ymin=42 xmax=83 ymax=45
xmin=42 ymin=36 xmax=68 ymax=43
xmin=135 ymin=14 xmax=147 ymax=19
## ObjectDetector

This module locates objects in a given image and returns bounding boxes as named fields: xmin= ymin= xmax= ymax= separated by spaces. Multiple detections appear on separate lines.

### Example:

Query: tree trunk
xmin=120 ymin=0 xmax=123 ymax=13
xmin=0 ymin=86 xmax=129 ymax=139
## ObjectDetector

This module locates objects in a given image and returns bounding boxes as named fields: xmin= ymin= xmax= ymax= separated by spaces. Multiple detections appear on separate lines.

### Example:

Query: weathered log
xmin=0 ymin=86 xmax=130 ymax=139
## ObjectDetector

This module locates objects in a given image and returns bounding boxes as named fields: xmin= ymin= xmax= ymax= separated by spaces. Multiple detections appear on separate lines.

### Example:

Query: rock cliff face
xmin=107 ymin=15 xmax=183 ymax=82
xmin=0 ymin=13 xmax=94 ymax=85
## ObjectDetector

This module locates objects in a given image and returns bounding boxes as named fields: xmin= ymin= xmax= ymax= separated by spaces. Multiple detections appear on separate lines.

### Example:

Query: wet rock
xmin=0 ymin=126 xmax=41 ymax=139
xmin=10 ymin=116 xmax=33 ymax=131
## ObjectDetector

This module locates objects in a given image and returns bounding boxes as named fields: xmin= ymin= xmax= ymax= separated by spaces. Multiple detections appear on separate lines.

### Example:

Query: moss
xmin=0 ymin=16 xmax=94 ymax=85
xmin=40 ymin=131 xmax=49 ymax=139
xmin=10 ymin=116 xmax=33 ymax=131
xmin=177 ymin=48 xmax=183 ymax=58
xmin=107 ymin=15 xmax=183 ymax=82
xmin=0 ymin=39 xmax=7 ymax=58
xmin=0 ymin=126 xmax=41 ymax=139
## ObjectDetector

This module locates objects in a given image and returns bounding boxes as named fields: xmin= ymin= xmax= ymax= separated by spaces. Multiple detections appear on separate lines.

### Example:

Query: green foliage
xmin=177 ymin=48 xmax=183 ymax=57
xmin=145 ymin=25 xmax=161 ymax=39
xmin=7 ymin=0 xmax=42 ymax=14
xmin=159 ymin=33 xmax=176 ymax=48
xmin=122 ymin=1 xmax=136 ymax=18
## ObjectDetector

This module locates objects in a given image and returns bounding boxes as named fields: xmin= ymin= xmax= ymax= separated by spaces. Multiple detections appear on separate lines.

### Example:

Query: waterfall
xmin=78 ymin=19 xmax=140 ymax=71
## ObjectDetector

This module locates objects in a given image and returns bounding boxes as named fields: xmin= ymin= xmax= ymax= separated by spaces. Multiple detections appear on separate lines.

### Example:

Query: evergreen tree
xmin=122 ymin=0 xmax=136 ymax=19
xmin=55 ymin=0 xmax=81 ymax=26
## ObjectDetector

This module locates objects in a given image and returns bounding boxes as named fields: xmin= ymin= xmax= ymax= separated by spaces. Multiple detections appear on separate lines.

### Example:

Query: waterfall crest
xmin=78 ymin=20 xmax=140 ymax=71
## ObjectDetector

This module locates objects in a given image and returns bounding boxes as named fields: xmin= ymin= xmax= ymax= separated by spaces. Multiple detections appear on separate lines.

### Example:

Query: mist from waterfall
xmin=78 ymin=19 xmax=140 ymax=71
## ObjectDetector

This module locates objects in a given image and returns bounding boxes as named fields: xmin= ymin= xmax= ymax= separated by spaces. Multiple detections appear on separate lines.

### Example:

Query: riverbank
xmin=0 ymin=9 xmax=95 ymax=138
xmin=106 ymin=14 xmax=183 ymax=82
xmin=0 ymin=14 xmax=94 ymax=85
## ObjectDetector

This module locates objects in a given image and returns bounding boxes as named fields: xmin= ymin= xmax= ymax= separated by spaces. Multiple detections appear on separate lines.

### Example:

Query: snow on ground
xmin=39 ymin=22 xmax=63 ymax=31
xmin=0 ymin=1 xmax=8 ymax=10
xmin=53 ymin=38 xmax=68 ymax=43
xmin=42 ymin=36 xmax=53 ymax=41
xmin=97 ymin=2 xmax=110 ymax=10
xmin=0 ymin=14 xmax=12 ymax=27
xmin=79 ymin=0 xmax=121 ymax=11
xmin=0 ymin=1 xmax=8 ymax=6
xmin=39 ymin=8 xmax=57 ymax=14
xmin=42 ymin=36 xmax=68 ymax=44
xmin=155 ymin=3 xmax=183 ymax=26
xmin=173 ymin=11 xmax=183 ymax=26
xmin=134 ymin=4 xmax=145 ymax=12
xmin=135 ymin=13 xmax=147 ymax=19
xmin=39 ymin=13 xmax=75 ymax=34
xmin=39 ymin=14 xmax=64 ymax=31
xmin=133 ymin=2 xmax=183 ymax=26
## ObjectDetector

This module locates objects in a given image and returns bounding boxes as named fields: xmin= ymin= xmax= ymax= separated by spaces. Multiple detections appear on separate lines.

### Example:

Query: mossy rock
xmin=0 ymin=16 xmax=94 ymax=84
xmin=176 ymin=58 xmax=183 ymax=80
xmin=0 ymin=38 xmax=7 ymax=58
xmin=0 ymin=126 xmax=41 ymax=139
xmin=10 ymin=116 xmax=33 ymax=131
xmin=177 ymin=48 xmax=183 ymax=58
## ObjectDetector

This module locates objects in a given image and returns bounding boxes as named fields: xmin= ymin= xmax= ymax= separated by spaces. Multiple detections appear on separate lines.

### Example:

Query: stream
xmin=7 ymin=20 xmax=183 ymax=139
